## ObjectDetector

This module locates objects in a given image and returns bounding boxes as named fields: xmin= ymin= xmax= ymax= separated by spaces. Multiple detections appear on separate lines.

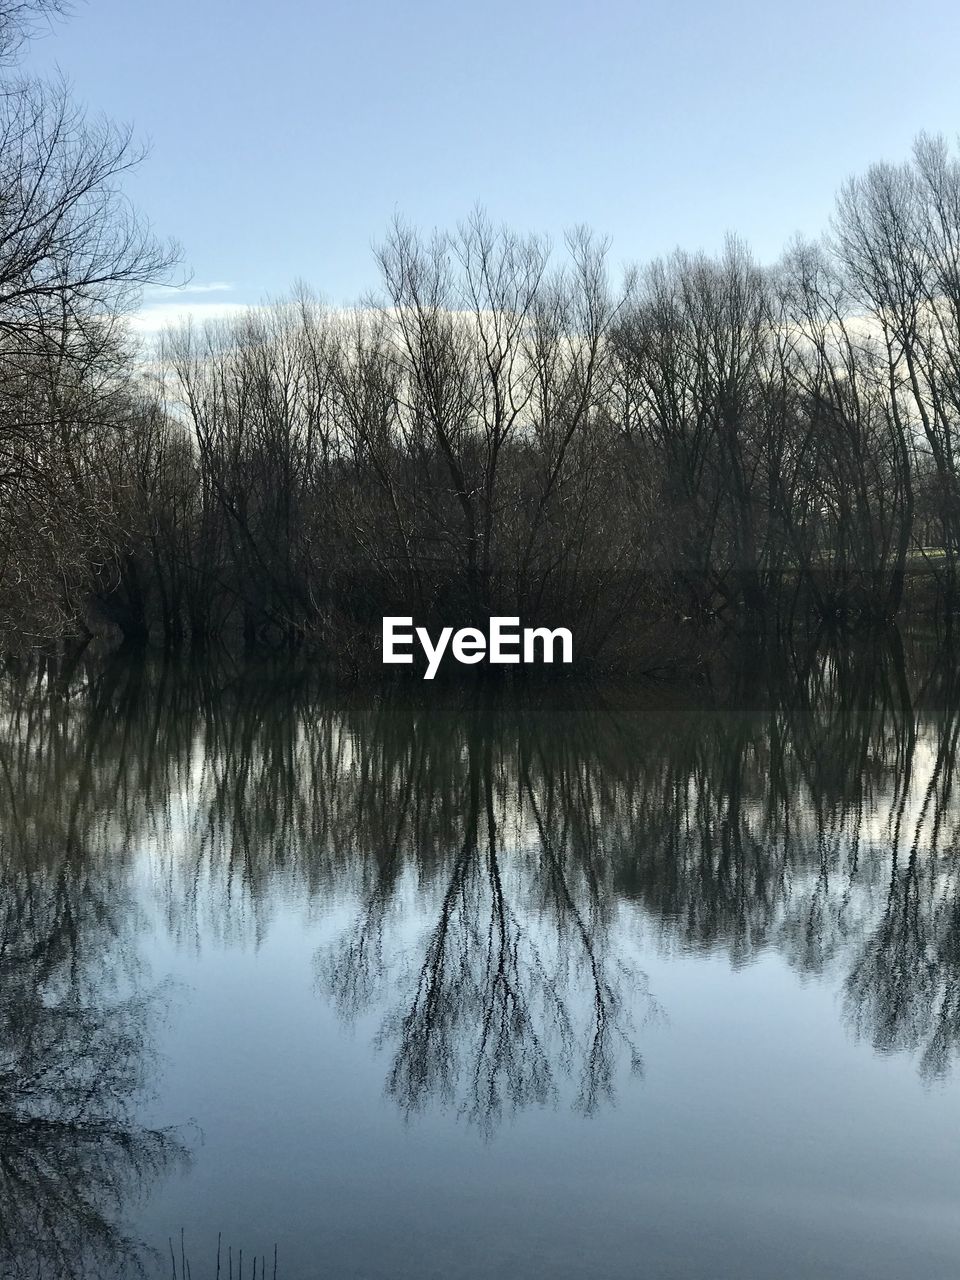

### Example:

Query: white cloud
xmin=145 ymin=281 xmax=235 ymax=297
xmin=182 ymin=281 xmax=234 ymax=294
xmin=128 ymin=301 xmax=255 ymax=335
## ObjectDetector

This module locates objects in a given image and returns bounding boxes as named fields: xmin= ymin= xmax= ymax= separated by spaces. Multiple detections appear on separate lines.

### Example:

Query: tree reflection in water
xmin=318 ymin=697 xmax=655 ymax=1129
xmin=4 ymin=629 xmax=960 ymax=1162
xmin=0 ymin=656 xmax=189 ymax=1278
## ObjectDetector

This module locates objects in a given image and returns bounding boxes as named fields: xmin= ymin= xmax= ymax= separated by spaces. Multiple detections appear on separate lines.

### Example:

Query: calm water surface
xmin=3 ymin=640 xmax=960 ymax=1279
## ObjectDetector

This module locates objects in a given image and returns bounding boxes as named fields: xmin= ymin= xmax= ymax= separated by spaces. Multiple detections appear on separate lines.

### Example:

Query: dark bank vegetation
xmin=5 ymin=5 xmax=960 ymax=667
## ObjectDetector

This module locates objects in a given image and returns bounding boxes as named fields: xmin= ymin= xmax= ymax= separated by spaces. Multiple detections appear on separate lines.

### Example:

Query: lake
xmin=3 ymin=635 xmax=960 ymax=1279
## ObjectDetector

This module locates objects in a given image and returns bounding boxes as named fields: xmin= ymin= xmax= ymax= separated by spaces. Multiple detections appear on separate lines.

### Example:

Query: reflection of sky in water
xmin=2 ymin=647 xmax=960 ymax=1278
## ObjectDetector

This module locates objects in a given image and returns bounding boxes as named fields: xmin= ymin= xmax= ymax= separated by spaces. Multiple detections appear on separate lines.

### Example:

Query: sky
xmin=19 ymin=0 xmax=960 ymax=330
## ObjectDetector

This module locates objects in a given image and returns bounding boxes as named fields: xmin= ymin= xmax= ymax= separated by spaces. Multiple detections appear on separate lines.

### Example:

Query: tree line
xmin=4 ymin=3 xmax=960 ymax=664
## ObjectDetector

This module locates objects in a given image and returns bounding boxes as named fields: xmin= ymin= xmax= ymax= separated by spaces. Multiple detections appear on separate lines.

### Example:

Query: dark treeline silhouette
xmin=4 ymin=10 xmax=960 ymax=661
xmin=5 ymin=627 xmax=960 ymax=1139
xmin=0 ymin=0 xmax=176 ymax=648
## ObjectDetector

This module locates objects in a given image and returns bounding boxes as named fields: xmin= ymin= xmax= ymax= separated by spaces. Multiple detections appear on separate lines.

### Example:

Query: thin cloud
xmin=144 ymin=281 xmax=235 ymax=298
xmin=129 ymin=301 xmax=253 ymax=335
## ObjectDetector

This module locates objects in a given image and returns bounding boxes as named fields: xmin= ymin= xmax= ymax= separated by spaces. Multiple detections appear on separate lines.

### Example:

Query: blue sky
xmin=21 ymin=0 xmax=960 ymax=324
